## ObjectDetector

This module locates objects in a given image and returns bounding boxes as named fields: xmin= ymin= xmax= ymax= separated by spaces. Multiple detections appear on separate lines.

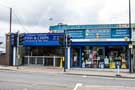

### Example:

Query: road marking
xmin=82 ymin=75 xmax=87 ymax=78
xmin=73 ymin=83 xmax=82 ymax=90
xmin=24 ymin=88 xmax=27 ymax=90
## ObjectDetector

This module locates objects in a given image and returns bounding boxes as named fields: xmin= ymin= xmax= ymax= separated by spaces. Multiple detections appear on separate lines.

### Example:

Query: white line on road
xmin=73 ymin=83 xmax=83 ymax=90
xmin=82 ymin=75 xmax=87 ymax=78
xmin=24 ymin=88 xmax=27 ymax=90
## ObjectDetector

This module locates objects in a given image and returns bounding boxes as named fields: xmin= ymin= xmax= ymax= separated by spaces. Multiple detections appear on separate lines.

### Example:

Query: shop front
xmin=131 ymin=24 xmax=135 ymax=71
xmin=50 ymin=24 xmax=131 ymax=69
xmin=71 ymin=41 xmax=129 ymax=69
xmin=12 ymin=33 xmax=66 ymax=67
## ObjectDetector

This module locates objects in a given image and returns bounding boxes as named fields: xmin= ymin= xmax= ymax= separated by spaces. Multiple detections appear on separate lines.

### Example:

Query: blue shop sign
xmin=84 ymin=28 xmax=129 ymax=39
xmin=66 ymin=29 xmax=85 ymax=39
xmin=111 ymin=28 xmax=130 ymax=38
xmin=23 ymin=33 xmax=64 ymax=46
xmin=85 ymin=29 xmax=111 ymax=39
xmin=72 ymin=42 xmax=129 ymax=46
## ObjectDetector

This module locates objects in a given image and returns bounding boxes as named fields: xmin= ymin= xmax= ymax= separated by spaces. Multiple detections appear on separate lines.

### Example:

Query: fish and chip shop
xmin=11 ymin=24 xmax=133 ymax=69
xmin=11 ymin=33 xmax=65 ymax=67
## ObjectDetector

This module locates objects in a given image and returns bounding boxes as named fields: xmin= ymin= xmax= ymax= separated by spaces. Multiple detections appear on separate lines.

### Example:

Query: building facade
xmin=10 ymin=33 xmax=65 ymax=67
xmin=3 ymin=23 xmax=135 ymax=70
xmin=50 ymin=24 xmax=132 ymax=69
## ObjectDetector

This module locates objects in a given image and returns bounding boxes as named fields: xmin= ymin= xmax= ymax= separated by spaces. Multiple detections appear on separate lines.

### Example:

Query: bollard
xmin=60 ymin=57 xmax=63 ymax=68
xmin=117 ymin=64 xmax=120 ymax=75
xmin=116 ymin=62 xmax=121 ymax=77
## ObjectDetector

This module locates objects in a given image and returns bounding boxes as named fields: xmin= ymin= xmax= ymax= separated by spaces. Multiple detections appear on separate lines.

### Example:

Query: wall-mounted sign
xmin=84 ymin=28 xmax=130 ymax=39
xmin=66 ymin=29 xmax=85 ymax=39
xmin=23 ymin=33 xmax=64 ymax=46
xmin=85 ymin=29 xmax=111 ymax=39
xmin=118 ymin=24 xmax=129 ymax=28
xmin=111 ymin=28 xmax=130 ymax=38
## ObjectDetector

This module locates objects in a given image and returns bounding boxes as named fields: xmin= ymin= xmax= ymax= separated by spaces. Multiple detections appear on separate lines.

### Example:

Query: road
xmin=0 ymin=70 xmax=135 ymax=90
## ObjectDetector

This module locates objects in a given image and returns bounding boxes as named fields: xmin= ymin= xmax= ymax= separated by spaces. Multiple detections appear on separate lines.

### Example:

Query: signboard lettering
xmin=23 ymin=33 xmax=64 ymax=46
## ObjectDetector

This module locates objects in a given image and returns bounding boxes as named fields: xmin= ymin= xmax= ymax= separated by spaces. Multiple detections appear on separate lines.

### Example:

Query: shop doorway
xmin=71 ymin=47 xmax=81 ymax=67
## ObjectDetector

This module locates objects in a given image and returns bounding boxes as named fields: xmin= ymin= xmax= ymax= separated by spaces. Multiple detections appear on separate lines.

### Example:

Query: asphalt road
xmin=0 ymin=70 xmax=135 ymax=90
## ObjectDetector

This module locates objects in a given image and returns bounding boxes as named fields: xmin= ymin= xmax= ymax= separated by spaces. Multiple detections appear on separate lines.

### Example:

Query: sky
xmin=0 ymin=0 xmax=135 ymax=37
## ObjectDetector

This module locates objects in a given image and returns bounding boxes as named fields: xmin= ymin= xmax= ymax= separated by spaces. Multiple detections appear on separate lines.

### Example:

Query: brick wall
xmin=0 ymin=54 xmax=7 ymax=65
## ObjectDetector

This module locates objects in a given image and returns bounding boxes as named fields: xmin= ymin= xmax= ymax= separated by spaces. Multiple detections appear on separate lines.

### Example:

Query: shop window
xmin=98 ymin=49 xmax=104 ymax=56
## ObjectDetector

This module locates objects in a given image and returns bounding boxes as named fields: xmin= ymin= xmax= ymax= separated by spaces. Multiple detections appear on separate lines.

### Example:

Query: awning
xmin=72 ymin=42 xmax=129 ymax=46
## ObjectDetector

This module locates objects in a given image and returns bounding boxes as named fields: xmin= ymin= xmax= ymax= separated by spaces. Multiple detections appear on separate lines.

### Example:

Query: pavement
xmin=65 ymin=68 xmax=135 ymax=79
xmin=0 ymin=65 xmax=64 ymax=74
xmin=77 ymin=85 xmax=135 ymax=90
xmin=0 ymin=65 xmax=135 ymax=79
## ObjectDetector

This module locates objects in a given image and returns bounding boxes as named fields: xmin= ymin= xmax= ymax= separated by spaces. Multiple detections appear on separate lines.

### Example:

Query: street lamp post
xmin=9 ymin=8 xmax=12 ymax=34
xmin=9 ymin=8 xmax=12 ymax=65
xmin=128 ymin=0 xmax=133 ymax=73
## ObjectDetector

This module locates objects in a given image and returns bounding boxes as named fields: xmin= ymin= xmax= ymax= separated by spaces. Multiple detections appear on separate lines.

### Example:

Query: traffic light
xmin=14 ymin=33 xmax=17 ymax=47
xmin=59 ymin=36 xmax=64 ymax=47
xmin=19 ymin=34 xmax=24 ymax=45
xmin=67 ymin=35 xmax=72 ymax=47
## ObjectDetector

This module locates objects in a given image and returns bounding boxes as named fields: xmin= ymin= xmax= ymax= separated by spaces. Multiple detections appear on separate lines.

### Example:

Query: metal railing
xmin=24 ymin=56 xmax=63 ymax=67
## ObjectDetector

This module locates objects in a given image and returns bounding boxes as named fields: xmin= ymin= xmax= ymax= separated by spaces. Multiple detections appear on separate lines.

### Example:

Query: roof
xmin=50 ymin=24 xmax=131 ymax=30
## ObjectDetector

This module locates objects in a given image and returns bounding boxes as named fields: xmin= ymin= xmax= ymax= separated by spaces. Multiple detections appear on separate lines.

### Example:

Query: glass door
xmin=71 ymin=47 xmax=81 ymax=67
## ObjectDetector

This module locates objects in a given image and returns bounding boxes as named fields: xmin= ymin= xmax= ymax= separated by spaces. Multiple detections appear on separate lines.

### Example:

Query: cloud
xmin=98 ymin=0 xmax=135 ymax=24
xmin=0 ymin=0 xmax=135 ymax=36
xmin=0 ymin=0 xmax=106 ymax=26
xmin=0 ymin=6 xmax=10 ymax=23
xmin=63 ymin=0 xmax=106 ymax=24
xmin=0 ymin=0 xmax=67 ymax=34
